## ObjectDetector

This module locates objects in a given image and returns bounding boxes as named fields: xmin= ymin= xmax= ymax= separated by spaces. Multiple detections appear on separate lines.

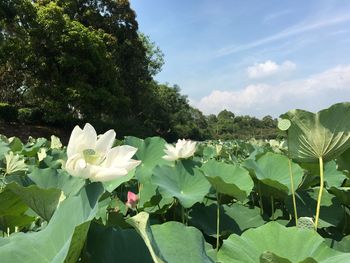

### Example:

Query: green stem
xmin=288 ymin=159 xmax=298 ymax=226
xmin=137 ymin=183 xmax=143 ymax=210
xmin=258 ymin=183 xmax=264 ymax=215
xmin=315 ymin=156 xmax=324 ymax=230
xmin=216 ymin=193 xmax=220 ymax=253
xmin=181 ymin=205 xmax=185 ymax=224
xmin=271 ymin=196 xmax=275 ymax=220
xmin=342 ymin=207 xmax=347 ymax=234
xmin=173 ymin=199 xmax=177 ymax=221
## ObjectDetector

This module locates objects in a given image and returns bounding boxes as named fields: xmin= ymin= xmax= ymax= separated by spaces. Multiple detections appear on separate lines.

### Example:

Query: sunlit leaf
xmin=280 ymin=102 xmax=350 ymax=162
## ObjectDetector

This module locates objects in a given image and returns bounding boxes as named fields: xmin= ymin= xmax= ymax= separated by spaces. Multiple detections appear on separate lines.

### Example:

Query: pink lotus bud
xmin=126 ymin=191 xmax=139 ymax=209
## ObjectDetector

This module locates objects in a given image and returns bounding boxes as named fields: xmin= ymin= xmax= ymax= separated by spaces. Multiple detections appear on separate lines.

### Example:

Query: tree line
xmin=0 ymin=0 xmax=279 ymax=141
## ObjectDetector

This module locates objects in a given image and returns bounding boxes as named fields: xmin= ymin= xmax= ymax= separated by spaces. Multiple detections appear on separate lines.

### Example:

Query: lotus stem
xmin=137 ymin=183 xmax=143 ymax=210
xmin=315 ymin=156 xmax=324 ymax=230
xmin=288 ymin=159 xmax=298 ymax=226
xmin=258 ymin=183 xmax=264 ymax=215
xmin=271 ymin=196 xmax=275 ymax=220
xmin=181 ymin=205 xmax=185 ymax=224
xmin=342 ymin=207 xmax=347 ymax=234
xmin=216 ymin=193 xmax=220 ymax=253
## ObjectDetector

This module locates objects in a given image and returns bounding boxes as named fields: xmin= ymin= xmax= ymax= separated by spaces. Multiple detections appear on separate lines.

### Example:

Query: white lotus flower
xmin=162 ymin=139 xmax=196 ymax=161
xmin=65 ymin=123 xmax=141 ymax=182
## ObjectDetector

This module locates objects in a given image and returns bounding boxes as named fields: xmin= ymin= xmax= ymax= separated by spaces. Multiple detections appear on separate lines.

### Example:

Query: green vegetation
xmin=2 ymin=2 xmax=350 ymax=262
xmin=1 ymin=0 xmax=279 ymax=141
xmin=0 ymin=103 xmax=349 ymax=262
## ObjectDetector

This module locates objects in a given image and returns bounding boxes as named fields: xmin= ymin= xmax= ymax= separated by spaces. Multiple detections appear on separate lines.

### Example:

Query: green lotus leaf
xmin=7 ymin=182 xmax=63 ymax=221
xmin=337 ymin=147 xmax=350 ymax=172
xmin=126 ymin=212 xmax=165 ymax=263
xmin=4 ymin=152 xmax=27 ymax=175
xmin=189 ymin=203 xmax=265 ymax=237
xmin=86 ymin=222 xmax=153 ymax=263
xmin=103 ymin=169 xmax=135 ymax=193
xmin=125 ymin=136 xmax=167 ymax=182
xmin=200 ymin=160 xmax=253 ymax=201
xmin=21 ymin=138 xmax=48 ymax=157
xmin=217 ymin=221 xmax=350 ymax=263
xmin=285 ymin=188 xmax=343 ymax=228
xmin=329 ymin=235 xmax=350 ymax=253
xmin=125 ymin=136 xmax=168 ymax=207
xmin=0 ymin=189 xmax=34 ymax=231
xmin=0 ymin=139 xmax=10 ymax=159
xmin=8 ymin=137 xmax=23 ymax=153
xmin=280 ymin=102 xmax=350 ymax=162
xmin=0 ymin=183 xmax=104 ymax=262
xmin=244 ymin=152 xmax=304 ymax=199
xmin=323 ymin=161 xmax=347 ymax=188
xmin=127 ymin=212 xmax=214 ymax=263
xmin=301 ymin=161 xmax=347 ymax=188
xmin=151 ymin=162 xmax=210 ymax=208
xmin=328 ymin=186 xmax=350 ymax=206
xmin=28 ymin=167 xmax=85 ymax=197
xmin=202 ymin=145 xmax=217 ymax=159
xmin=152 ymin=222 xmax=214 ymax=263
xmin=259 ymin=251 xmax=292 ymax=263
xmin=65 ymin=222 xmax=91 ymax=263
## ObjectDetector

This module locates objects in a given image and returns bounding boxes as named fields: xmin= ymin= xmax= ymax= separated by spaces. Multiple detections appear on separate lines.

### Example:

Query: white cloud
xmin=247 ymin=60 xmax=296 ymax=79
xmin=192 ymin=65 xmax=350 ymax=117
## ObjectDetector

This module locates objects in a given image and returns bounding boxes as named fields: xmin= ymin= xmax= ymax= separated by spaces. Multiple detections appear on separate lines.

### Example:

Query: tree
xmin=141 ymin=82 xmax=209 ymax=141
xmin=0 ymin=0 xmax=163 ymax=127
xmin=215 ymin=109 xmax=236 ymax=137
xmin=262 ymin=115 xmax=275 ymax=128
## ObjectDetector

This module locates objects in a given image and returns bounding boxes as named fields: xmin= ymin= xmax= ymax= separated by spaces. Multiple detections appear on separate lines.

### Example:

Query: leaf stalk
xmin=314 ymin=156 xmax=324 ymax=230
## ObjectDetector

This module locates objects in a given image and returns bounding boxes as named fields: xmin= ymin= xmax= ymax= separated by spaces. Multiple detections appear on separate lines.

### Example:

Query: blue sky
xmin=131 ymin=0 xmax=350 ymax=118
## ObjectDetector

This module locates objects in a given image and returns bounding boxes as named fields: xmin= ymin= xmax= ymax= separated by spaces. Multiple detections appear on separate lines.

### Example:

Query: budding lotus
xmin=126 ymin=191 xmax=139 ymax=209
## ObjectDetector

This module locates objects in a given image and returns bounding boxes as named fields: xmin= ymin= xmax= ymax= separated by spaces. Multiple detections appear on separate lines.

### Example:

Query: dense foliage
xmin=0 ymin=0 xmax=279 ymax=141
xmin=1 ymin=0 xmax=161 ymax=128
xmin=0 ymin=103 xmax=349 ymax=262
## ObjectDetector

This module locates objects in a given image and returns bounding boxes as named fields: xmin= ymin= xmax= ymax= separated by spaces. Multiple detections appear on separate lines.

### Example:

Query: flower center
xmin=83 ymin=149 xmax=102 ymax=164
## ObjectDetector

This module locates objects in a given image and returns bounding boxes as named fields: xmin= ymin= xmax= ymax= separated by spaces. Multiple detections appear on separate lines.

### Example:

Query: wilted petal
xmin=95 ymin=129 xmax=116 ymax=154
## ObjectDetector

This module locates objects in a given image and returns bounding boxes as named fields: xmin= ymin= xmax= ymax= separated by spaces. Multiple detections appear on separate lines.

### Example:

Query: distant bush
xmin=0 ymin=103 xmax=18 ymax=122
xmin=18 ymin=107 xmax=43 ymax=124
